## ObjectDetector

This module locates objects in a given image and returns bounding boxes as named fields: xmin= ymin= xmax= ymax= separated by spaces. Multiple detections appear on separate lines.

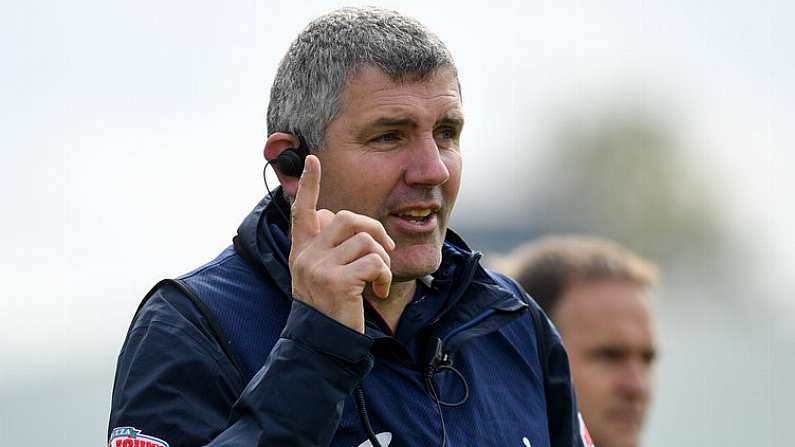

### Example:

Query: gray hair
xmin=266 ymin=6 xmax=457 ymax=151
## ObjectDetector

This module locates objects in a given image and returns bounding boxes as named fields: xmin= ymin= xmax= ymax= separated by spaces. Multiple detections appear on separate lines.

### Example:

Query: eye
xmin=592 ymin=347 xmax=626 ymax=365
xmin=370 ymin=132 xmax=401 ymax=145
xmin=642 ymin=350 xmax=657 ymax=365
xmin=435 ymin=126 xmax=456 ymax=140
xmin=434 ymin=126 xmax=460 ymax=152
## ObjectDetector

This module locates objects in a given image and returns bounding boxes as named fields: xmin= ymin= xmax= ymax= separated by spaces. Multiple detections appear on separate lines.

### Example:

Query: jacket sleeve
xmin=108 ymin=288 xmax=373 ymax=447
xmin=487 ymin=271 xmax=585 ymax=447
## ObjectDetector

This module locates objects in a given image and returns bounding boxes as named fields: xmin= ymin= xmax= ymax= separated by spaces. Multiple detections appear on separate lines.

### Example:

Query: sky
xmin=1 ymin=1 xmax=793 ymax=445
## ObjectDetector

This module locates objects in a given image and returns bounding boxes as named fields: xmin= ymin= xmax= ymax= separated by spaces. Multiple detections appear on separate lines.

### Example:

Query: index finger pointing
xmin=291 ymin=154 xmax=321 ymax=236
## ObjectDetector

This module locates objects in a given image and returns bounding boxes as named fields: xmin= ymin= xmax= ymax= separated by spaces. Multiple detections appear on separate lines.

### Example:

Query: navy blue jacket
xmin=109 ymin=193 xmax=584 ymax=447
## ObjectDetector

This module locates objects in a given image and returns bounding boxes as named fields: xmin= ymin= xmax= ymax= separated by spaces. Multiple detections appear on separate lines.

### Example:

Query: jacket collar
xmin=233 ymin=190 xmax=528 ymax=349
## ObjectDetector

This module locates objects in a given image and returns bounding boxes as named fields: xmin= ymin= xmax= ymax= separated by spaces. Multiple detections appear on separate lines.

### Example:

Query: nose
xmin=404 ymin=136 xmax=450 ymax=187
xmin=617 ymin=359 xmax=651 ymax=400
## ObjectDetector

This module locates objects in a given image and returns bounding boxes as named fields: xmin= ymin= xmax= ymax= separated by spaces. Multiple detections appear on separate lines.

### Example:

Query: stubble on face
xmin=316 ymin=66 xmax=464 ymax=281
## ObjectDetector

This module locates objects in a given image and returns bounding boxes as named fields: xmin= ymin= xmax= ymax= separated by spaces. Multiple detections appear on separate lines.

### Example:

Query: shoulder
xmin=481 ymin=266 xmax=564 ymax=352
xmin=110 ymin=280 xmax=245 ymax=445
xmin=177 ymin=245 xmax=282 ymax=309
xmin=124 ymin=280 xmax=230 ymax=366
xmin=122 ymin=245 xmax=261 ymax=375
xmin=483 ymin=268 xmax=547 ymax=317
xmin=178 ymin=245 xmax=261 ymax=291
xmin=483 ymin=269 xmax=524 ymax=296
xmin=129 ymin=279 xmax=205 ymax=336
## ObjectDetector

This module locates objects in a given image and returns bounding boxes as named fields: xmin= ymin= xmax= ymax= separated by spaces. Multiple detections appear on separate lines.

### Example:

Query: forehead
xmin=336 ymin=65 xmax=463 ymax=123
xmin=555 ymin=279 xmax=656 ymax=347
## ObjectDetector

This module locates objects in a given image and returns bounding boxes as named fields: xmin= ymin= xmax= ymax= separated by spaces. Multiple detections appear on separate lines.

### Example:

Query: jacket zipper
xmin=426 ymin=251 xmax=482 ymax=329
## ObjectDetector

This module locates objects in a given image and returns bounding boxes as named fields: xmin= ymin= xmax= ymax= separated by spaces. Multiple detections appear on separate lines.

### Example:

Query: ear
xmin=264 ymin=132 xmax=302 ymax=200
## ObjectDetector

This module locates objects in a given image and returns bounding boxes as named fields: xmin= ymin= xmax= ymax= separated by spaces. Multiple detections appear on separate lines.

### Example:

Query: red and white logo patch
xmin=109 ymin=427 xmax=169 ymax=447
xmin=578 ymin=413 xmax=595 ymax=447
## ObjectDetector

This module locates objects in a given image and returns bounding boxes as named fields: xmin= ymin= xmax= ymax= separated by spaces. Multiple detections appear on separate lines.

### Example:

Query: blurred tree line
xmin=527 ymin=106 xmax=727 ymax=270
xmin=461 ymin=99 xmax=742 ymax=289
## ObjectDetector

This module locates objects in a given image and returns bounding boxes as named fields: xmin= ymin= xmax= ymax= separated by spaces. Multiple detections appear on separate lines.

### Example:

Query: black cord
xmin=421 ymin=337 xmax=470 ymax=446
xmin=263 ymin=162 xmax=291 ymax=225
xmin=424 ymin=373 xmax=447 ymax=447
xmin=354 ymin=385 xmax=383 ymax=447
xmin=425 ymin=364 xmax=470 ymax=408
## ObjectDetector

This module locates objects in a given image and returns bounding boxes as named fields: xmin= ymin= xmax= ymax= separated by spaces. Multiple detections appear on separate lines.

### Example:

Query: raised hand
xmin=288 ymin=155 xmax=395 ymax=333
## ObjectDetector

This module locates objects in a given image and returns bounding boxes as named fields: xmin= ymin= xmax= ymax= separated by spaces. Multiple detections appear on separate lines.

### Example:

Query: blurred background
xmin=2 ymin=0 xmax=792 ymax=445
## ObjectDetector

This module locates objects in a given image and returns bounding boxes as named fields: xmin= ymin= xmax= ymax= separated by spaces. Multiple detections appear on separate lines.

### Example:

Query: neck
xmin=365 ymin=280 xmax=417 ymax=333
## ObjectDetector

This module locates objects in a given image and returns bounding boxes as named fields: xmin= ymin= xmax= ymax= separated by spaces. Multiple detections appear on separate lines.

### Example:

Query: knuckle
xmin=290 ymin=208 xmax=304 ymax=226
xmin=336 ymin=209 xmax=354 ymax=222
xmin=355 ymin=231 xmax=375 ymax=246
xmin=365 ymin=252 xmax=385 ymax=268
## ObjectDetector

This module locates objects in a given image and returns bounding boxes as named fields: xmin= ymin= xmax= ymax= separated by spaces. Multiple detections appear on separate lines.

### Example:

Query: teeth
xmin=400 ymin=209 xmax=432 ymax=218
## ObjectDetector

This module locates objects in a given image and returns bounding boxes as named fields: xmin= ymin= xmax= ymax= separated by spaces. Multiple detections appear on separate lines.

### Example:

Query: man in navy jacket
xmin=109 ymin=7 xmax=588 ymax=447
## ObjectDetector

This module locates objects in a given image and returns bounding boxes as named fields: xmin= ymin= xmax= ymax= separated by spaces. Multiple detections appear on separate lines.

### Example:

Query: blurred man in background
xmin=495 ymin=236 xmax=659 ymax=447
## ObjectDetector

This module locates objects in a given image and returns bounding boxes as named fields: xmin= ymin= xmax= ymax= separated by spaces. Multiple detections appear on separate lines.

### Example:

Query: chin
xmin=613 ymin=436 xmax=641 ymax=447
xmin=390 ymin=244 xmax=443 ymax=281
xmin=599 ymin=429 xmax=642 ymax=447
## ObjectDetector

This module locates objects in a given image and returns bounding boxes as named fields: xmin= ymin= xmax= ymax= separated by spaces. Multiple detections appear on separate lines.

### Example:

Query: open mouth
xmin=388 ymin=206 xmax=441 ymax=233
xmin=395 ymin=208 xmax=435 ymax=225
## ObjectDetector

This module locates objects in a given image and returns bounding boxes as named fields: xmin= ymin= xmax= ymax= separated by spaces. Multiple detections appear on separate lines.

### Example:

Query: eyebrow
xmin=361 ymin=112 xmax=465 ymax=134
xmin=367 ymin=117 xmax=418 ymax=129
xmin=437 ymin=113 xmax=465 ymax=128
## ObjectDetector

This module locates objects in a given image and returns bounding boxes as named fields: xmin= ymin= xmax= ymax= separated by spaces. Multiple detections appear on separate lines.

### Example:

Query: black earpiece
xmin=272 ymin=133 xmax=310 ymax=177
